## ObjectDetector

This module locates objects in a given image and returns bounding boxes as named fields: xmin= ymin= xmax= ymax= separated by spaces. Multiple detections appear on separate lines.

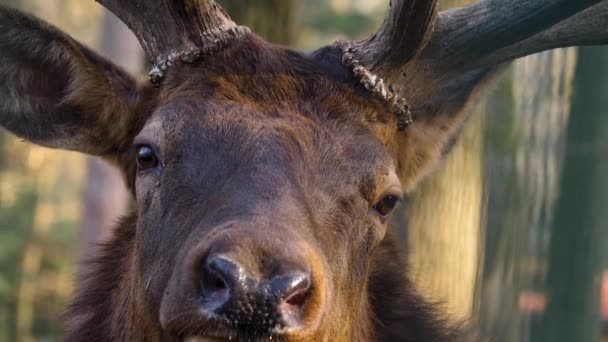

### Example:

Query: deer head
xmin=0 ymin=0 xmax=606 ymax=341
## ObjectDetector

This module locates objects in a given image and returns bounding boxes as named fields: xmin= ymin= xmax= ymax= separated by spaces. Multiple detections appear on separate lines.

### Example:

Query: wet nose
xmin=200 ymin=255 xmax=312 ymax=334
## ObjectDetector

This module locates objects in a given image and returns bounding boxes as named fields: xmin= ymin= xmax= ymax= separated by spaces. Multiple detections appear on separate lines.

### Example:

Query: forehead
xmin=157 ymin=35 xmax=395 ymax=135
xmin=142 ymin=36 xmax=398 ymax=190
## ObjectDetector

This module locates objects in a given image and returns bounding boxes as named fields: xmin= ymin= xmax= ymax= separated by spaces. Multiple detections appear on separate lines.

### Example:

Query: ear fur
xmin=0 ymin=6 xmax=154 ymax=156
xmin=394 ymin=66 xmax=503 ymax=192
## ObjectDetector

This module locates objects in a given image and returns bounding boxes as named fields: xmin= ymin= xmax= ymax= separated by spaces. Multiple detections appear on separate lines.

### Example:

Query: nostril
xmin=285 ymin=287 xmax=310 ymax=307
xmin=273 ymin=272 xmax=312 ymax=308
xmin=205 ymin=268 xmax=227 ymax=292
xmin=200 ymin=256 xmax=238 ymax=310
xmin=272 ymin=272 xmax=312 ymax=329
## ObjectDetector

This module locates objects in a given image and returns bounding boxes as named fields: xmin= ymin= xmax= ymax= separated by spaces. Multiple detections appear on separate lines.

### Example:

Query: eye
xmin=373 ymin=194 xmax=401 ymax=218
xmin=135 ymin=145 xmax=160 ymax=171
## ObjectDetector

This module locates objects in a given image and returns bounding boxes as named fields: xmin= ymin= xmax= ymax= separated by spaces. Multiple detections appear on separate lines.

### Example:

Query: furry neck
xmin=368 ymin=231 xmax=470 ymax=341
xmin=63 ymin=213 xmax=161 ymax=341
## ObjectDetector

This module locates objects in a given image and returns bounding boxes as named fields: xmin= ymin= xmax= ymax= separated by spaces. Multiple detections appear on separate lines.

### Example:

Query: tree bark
xmin=402 ymin=0 xmax=482 ymax=321
xmin=406 ymin=104 xmax=484 ymax=320
xmin=531 ymin=46 xmax=608 ymax=342
xmin=219 ymin=0 xmax=295 ymax=45
xmin=479 ymin=48 xmax=577 ymax=341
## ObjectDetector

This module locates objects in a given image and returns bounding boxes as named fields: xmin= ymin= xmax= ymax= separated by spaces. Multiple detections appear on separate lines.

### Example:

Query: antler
xmin=96 ymin=0 xmax=250 ymax=84
xmin=335 ymin=0 xmax=608 ymax=129
xmin=344 ymin=0 xmax=607 ymax=82
xmin=423 ymin=0 xmax=608 ymax=74
xmin=343 ymin=0 xmax=438 ymax=80
xmin=442 ymin=0 xmax=608 ymax=72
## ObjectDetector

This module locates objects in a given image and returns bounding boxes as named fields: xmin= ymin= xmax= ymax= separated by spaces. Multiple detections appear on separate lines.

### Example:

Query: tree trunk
xmin=403 ymin=0 xmax=482 ymax=321
xmin=219 ymin=0 xmax=295 ymax=45
xmin=531 ymin=46 xmax=608 ymax=342
xmin=479 ymin=48 xmax=577 ymax=342
xmin=406 ymin=105 xmax=484 ymax=320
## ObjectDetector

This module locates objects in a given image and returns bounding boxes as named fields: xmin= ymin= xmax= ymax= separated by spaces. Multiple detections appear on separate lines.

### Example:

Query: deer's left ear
xmin=0 ymin=7 xmax=155 ymax=157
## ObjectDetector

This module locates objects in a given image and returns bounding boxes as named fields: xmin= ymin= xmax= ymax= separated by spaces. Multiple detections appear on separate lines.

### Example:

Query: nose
xmin=200 ymin=255 xmax=312 ymax=334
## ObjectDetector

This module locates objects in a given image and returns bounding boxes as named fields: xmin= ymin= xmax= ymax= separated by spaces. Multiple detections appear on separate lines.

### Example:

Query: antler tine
xmin=343 ymin=0 xmax=438 ymax=80
xmin=336 ymin=0 xmax=437 ymax=129
xmin=96 ymin=0 xmax=250 ymax=84
xmin=421 ymin=0 xmax=606 ymax=73
xmin=345 ymin=0 xmax=607 ymax=80
xmin=466 ymin=1 xmax=608 ymax=70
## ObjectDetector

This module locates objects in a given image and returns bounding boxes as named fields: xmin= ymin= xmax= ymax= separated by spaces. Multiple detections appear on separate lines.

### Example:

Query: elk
xmin=1 ymin=0 xmax=607 ymax=341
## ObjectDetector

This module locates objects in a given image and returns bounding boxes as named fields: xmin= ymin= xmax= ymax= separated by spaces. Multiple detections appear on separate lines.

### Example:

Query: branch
xmin=421 ymin=0 xmax=606 ymax=73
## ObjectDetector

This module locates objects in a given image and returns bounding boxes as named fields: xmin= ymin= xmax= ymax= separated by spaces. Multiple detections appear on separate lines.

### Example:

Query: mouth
xmin=184 ymin=334 xmax=285 ymax=342
xmin=176 ymin=320 xmax=291 ymax=342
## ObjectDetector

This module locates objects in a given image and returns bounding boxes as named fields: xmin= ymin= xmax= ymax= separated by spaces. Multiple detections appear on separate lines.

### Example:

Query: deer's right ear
xmin=0 ymin=7 xmax=155 ymax=157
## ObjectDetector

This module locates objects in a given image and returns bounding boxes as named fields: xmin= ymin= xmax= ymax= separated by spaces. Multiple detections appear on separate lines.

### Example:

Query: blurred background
xmin=0 ymin=0 xmax=606 ymax=341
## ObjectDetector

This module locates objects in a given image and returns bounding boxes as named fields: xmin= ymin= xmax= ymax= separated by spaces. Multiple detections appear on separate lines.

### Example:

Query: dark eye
xmin=136 ymin=145 xmax=159 ymax=171
xmin=373 ymin=194 xmax=401 ymax=218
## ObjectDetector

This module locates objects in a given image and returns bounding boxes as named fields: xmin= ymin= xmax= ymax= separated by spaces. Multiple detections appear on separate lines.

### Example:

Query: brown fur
xmin=0 ymin=6 xmax=487 ymax=342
